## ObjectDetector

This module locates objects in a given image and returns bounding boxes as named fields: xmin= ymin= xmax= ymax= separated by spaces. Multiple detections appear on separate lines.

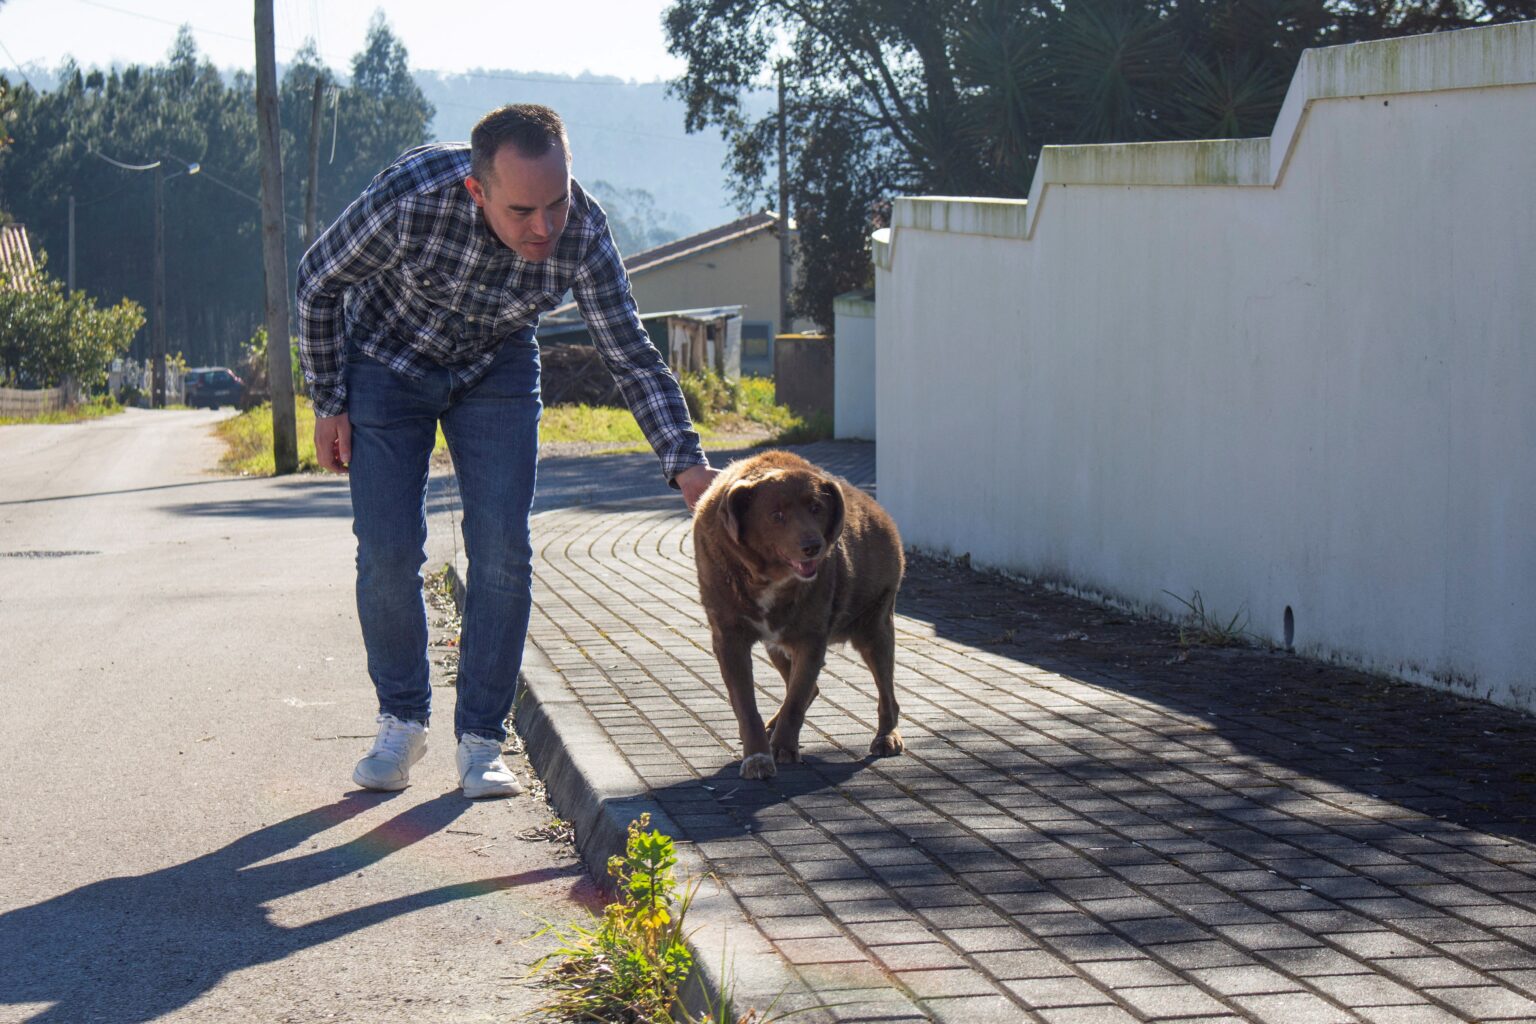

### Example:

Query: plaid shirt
xmin=295 ymin=143 xmax=705 ymax=482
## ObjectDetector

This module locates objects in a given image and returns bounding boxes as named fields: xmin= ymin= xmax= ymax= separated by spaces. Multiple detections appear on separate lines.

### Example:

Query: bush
xmin=0 ymin=257 xmax=144 ymax=390
xmin=237 ymin=326 xmax=305 ymax=409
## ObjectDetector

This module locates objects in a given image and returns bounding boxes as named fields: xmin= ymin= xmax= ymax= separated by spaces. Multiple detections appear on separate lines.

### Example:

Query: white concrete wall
xmin=874 ymin=21 xmax=1536 ymax=711
xmin=833 ymin=292 xmax=876 ymax=440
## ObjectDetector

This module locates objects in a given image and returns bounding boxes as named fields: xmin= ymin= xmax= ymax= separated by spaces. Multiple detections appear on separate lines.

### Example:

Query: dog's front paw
xmin=869 ymin=730 xmax=905 ymax=757
xmin=740 ymin=753 xmax=777 ymax=779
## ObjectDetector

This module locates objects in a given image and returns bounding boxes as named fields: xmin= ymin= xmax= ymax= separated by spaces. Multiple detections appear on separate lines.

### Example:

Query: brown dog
xmin=692 ymin=450 xmax=905 ymax=779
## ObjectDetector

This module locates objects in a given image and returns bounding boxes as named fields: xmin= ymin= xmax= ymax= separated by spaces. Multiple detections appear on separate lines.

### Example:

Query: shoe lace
xmin=368 ymin=714 xmax=419 ymax=764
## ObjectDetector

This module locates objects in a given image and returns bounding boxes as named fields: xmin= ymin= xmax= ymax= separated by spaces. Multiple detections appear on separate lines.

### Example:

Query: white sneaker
xmin=456 ymin=733 xmax=524 ymax=799
xmin=352 ymin=714 xmax=428 ymax=791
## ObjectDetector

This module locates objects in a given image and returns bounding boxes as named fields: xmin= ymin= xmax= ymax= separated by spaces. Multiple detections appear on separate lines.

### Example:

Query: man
xmin=296 ymin=104 xmax=715 ymax=798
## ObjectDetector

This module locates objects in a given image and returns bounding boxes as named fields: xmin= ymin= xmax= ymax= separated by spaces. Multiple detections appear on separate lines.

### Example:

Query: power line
xmin=0 ymin=39 xmax=35 ymax=88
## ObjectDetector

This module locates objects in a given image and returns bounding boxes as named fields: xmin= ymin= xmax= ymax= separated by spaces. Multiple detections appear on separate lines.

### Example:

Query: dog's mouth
xmin=789 ymin=558 xmax=820 ymax=580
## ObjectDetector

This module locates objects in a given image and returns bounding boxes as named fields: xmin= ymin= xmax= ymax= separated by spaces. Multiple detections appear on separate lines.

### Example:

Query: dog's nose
xmin=801 ymin=541 xmax=822 ymax=559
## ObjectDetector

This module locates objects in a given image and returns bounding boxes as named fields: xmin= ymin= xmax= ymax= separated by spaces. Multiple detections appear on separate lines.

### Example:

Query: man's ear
xmin=722 ymin=480 xmax=754 ymax=546
xmin=464 ymin=175 xmax=486 ymax=208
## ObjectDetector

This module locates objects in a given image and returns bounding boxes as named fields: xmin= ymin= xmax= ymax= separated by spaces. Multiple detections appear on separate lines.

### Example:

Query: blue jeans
xmin=346 ymin=339 xmax=541 ymax=742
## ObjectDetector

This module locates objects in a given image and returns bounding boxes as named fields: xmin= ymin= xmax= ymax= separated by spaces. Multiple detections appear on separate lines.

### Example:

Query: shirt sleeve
xmin=294 ymin=183 xmax=403 ymax=417
xmin=571 ymin=211 xmax=709 ymax=485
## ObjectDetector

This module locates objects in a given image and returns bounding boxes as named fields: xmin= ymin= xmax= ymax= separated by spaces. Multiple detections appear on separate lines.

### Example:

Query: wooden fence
xmin=0 ymin=385 xmax=69 ymax=418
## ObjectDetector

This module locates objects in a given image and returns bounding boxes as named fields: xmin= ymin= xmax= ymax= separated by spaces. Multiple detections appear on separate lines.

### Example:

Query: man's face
xmin=464 ymin=143 xmax=571 ymax=262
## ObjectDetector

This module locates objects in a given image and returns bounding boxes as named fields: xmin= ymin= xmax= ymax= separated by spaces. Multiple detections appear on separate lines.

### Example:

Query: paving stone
xmin=757 ymin=915 xmax=845 ymax=940
xmin=1423 ymin=985 xmax=1536 ymax=1020
xmin=1188 ymin=963 xmax=1305 ymax=995
xmin=895 ymin=967 xmax=1003 ymax=999
xmin=1306 ymin=973 xmax=1425 ymax=1006
xmin=1149 ymin=940 xmax=1256 ymax=970
xmin=922 ymin=994 xmax=1035 ymax=1023
xmin=1077 ymin=957 xmax=1183 ymax=989
xmin=1229 ymin=991 xmax=1360 ymax=1023
xmin=1003 ymin=976 xmax=1115 ymax=1008
xmin=1034 ymin=1006 xmax=1140 ymax=1024
xmin=1112 ymin=983 xmax=1232 ymax=1017
xmin=944 ymin=926 xmax=1037 ymax=953
xmin=1255 ymin=946 xmax=1373 ymax=976
xmin=1352 ymin=1006 xmax=1463 ymax=1024
xmin=872 ymin=942 xmax=970 ymax=973
xmin=776 ymin=936 xmax=868 ymax=965
xmin=1376 ymin=956 xmax=1493 ymax=988
xmin=1327 ymin=930 xmax=1433 ymax=959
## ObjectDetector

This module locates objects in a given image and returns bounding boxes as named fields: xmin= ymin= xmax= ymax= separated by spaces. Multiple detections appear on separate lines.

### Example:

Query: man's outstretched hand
xmin=315 ymin=413 xmax=352 ymax=473
xmin=676 ymin=464 xmax=718 ymax=511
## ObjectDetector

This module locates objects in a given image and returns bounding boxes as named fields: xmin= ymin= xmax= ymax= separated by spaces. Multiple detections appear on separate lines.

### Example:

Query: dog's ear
xmin=819 ymin=477 xmax=846 ymax=549
xmin=722 ymin=479 xmax=754 ymax=546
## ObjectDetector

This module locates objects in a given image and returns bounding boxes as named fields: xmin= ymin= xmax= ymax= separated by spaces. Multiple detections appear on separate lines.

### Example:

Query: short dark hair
xmin=470 ymin=104 xmax=568 ymax=181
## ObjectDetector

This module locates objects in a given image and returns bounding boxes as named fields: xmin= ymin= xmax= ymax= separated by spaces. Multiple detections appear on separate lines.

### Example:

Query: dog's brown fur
xmin=692 ymin=450 xmax=905 ymax=779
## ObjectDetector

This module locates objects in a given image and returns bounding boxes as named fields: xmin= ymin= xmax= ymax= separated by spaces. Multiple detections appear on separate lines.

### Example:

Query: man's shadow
xmin=0 ymin=792 xmax=582 ymax=1023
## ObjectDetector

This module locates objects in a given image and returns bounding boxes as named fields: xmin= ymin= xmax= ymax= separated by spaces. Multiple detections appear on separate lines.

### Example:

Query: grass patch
xmin=539 ymin=372 xmax=829 ymax=452
xmin=0 ymin=395 xmax=126 ymax=426
xmin=214 ymin=398 xmax=447 ymax=476
xmin=1164 ymin=589 xmax=1255 ymax=648
xmin=541 ymin=404 xmax=650 ymax=445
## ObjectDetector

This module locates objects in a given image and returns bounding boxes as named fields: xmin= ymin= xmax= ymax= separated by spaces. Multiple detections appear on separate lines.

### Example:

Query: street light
xmin=79 ymin=151 xmax=199 ymax=408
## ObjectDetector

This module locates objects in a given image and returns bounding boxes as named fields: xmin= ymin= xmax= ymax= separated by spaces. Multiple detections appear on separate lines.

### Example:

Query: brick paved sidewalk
xmin=518 ymin=441 xmax=1536 ymax=1024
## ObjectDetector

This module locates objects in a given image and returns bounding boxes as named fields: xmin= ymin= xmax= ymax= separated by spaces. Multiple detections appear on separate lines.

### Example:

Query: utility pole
xmin=152 ymin=162 xmax=166 ymax=409
xmin=255 ymin=0 xmax=298 ymax=475
xmin=774 ymin=64 xmax=798 ymax=340
xmin=304 ymin=76 xmax=324 ymax=247
xmin=777 ymin=63 xmax=792 ymax=337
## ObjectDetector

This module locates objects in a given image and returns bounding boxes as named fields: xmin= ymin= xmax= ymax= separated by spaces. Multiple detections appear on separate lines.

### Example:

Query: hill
xmin=417 ymin=69 xmax=772 ymax=239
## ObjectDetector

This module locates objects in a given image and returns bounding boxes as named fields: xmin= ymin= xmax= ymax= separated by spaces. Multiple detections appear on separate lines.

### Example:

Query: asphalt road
xmin=0 ymin=409 xmax=594 ymax=1024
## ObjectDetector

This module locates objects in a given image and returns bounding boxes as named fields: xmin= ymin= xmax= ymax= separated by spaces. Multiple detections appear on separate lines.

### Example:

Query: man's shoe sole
xmin=461 ymin=779 xmax=524 ymax=799
xmin=353 ymin=768 xmax=411 ymax=792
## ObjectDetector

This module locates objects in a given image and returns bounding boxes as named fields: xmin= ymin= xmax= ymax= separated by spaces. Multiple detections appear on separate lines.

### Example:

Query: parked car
xmin=184 ymin=367 xmax=245 ymax=410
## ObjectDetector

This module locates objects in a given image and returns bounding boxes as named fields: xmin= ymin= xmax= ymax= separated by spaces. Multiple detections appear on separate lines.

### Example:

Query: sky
xmin=0 ymin=0 xmax=690 ymax=83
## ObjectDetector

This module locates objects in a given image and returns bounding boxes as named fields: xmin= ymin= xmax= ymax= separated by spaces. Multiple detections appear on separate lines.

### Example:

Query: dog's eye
xmin=771 ymin=510 xmax=786 ymax=524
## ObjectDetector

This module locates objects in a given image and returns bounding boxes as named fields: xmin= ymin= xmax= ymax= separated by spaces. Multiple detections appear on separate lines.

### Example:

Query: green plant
xmin=1163 ymin=589 xmax=1252 ymax=648
xmin=764 ymin=412 xmax=833 ymax=447
xmin=533 ymin=814 xmax=704 ymax=1022
xmin=678 ymin=370 xmax=742 ymax=423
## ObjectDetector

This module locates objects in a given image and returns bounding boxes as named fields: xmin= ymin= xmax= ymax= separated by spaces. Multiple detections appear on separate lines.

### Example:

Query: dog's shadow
xmin=648 ymin=754 xmax=881 ymax=843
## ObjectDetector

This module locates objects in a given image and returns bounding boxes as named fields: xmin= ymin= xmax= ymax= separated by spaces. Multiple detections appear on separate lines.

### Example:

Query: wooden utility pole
xmin=777 ymin=63 xmax=792 ymax=337
xmin=67 ymin=195 xmax=75 ymax=292
xmin=152 ymin=162 xmax=166 ymax=409
xmin=304 ymin=76 xmax=324 ymax=247
xmin=255 ymin=0 xmax=298 ymax=475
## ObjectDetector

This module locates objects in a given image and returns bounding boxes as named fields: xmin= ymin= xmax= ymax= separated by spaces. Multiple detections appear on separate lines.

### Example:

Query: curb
xmin=446 ymin=547 xmax=816 ymax=1021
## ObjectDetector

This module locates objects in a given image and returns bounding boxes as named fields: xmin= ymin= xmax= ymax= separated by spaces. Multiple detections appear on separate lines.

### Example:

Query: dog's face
xmin=722 ymin=468 xmax=845 ymax=581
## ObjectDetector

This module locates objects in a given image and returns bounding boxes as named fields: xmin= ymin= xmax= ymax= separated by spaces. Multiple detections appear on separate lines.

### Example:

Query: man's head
xmin=465 ymin=104 xmax=572 ymax=262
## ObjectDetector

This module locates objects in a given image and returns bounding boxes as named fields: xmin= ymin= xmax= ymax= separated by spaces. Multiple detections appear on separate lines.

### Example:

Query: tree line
xmin=664 ymin=0 xmax=1536 ymax=330
xmin=0 ymin=16 xmax=434 ymax=372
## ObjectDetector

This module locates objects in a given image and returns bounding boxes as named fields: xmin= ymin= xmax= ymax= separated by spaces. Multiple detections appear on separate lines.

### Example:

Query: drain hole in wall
xmin=1283 ymin=606 xmax=1295 ymax=650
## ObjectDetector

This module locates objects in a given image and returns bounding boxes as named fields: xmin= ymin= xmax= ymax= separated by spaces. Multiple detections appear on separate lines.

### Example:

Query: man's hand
xmin=315 ymin=413 xmax=352 ymax=473
xmin=675 ymin=464 xmax=718 ymax=511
